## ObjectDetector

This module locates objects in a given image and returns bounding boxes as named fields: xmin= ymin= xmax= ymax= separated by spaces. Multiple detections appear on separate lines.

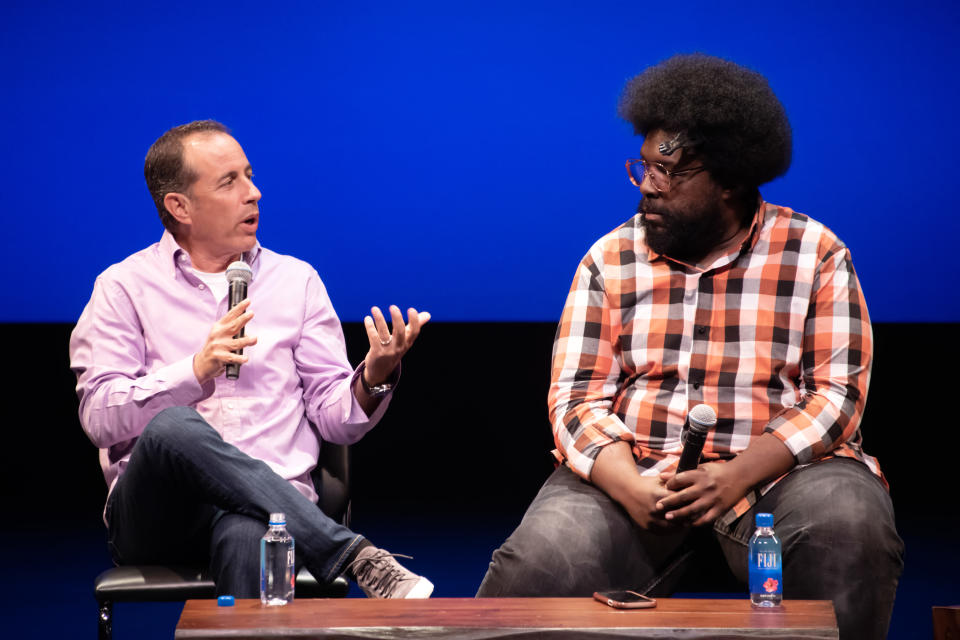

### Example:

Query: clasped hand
xmin=653 ymin=462 xmax=745 ymax=528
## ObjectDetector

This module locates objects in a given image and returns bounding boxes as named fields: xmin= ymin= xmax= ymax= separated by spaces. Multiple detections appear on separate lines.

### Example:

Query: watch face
xmin=362 ymin=377 xmax=391 ymax=397
xmin=360 ymin=363 xmax=398 ymax=397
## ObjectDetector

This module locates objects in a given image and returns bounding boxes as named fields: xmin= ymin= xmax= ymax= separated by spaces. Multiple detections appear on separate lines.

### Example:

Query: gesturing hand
xmin=193 ymin=299 xmax=258 ymax=384
xmin=362 ymin=305 xmax=431 ymax=386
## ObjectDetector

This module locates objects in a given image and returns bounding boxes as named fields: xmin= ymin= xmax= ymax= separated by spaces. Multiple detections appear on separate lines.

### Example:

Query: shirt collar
xmin=159 ymin=230 xmax=263 ymax=278
xmin=740 ymin=198 xmax=767 ymax=253
xmin=643 ymin=198 xmax=767 ymax=272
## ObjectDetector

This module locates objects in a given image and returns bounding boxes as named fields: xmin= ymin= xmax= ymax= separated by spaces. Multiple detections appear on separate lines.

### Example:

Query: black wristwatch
xmin=358 ymin=362 xmax=400 ymax=398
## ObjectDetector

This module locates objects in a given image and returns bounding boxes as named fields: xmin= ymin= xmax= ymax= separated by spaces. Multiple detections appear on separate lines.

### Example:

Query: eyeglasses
xmin=625 ymin=158 xmax=705 ymax=193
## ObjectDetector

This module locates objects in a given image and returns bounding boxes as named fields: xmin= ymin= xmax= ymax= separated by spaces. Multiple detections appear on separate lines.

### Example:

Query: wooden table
xmin=933 ymin=606 xmax=960 ymax=640
xmin=176 ymin=597 xmax=838 ymax=639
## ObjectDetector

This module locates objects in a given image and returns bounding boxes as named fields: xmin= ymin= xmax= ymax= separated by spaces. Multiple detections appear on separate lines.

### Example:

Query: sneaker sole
xmin=404 ymin=577 xmax=434 ymax=599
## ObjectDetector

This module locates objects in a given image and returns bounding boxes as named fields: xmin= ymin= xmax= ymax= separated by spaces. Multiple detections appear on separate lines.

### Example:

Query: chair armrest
xmin=94 ymin=565 xmax=349 ymax=602
xmin=94 ymin=566 xmax=215 ymax=603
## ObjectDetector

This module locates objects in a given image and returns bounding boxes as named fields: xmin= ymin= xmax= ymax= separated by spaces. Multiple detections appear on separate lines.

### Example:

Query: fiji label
xmin=756 ymin=552 xmax=779 ymax=569
xmin=750 ymin=552 xmax=782 ymax=594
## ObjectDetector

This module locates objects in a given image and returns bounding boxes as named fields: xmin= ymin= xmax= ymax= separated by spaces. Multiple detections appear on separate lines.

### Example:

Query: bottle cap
xmin=217 ymin=595 xmax=235 ymax=607
xmin=268 ymin=512 xmax=286 ymax=526
xmin=756 ymin=512 xmax=774 ymax=527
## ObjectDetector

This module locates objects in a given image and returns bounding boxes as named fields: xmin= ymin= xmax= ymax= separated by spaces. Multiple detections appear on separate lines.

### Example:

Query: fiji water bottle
xmin=749 ymin=512 xmax=782 ymax=608
xmin=260 ymin=512 xmax=295 ymax=605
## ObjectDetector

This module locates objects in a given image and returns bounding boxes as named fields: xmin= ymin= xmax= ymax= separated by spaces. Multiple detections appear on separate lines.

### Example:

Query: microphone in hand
xmin=676 ymin=404 xmax=717 ymax=473
xmin=224 ymin=261 xmax=253 ymax=380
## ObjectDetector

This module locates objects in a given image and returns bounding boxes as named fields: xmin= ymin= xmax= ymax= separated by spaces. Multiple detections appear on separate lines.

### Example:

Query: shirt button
xmin=179 ymin=255 xmax=187 ymax=262
xmin=693 ymin=383 xmax=701 ymax=390
xmin=198 ymin=284 xmax=205 ymax=290
xmin=697 ymin=326 xmax=706 ymax=335
xmin=227 ymin=402 xmax=235 ymax=410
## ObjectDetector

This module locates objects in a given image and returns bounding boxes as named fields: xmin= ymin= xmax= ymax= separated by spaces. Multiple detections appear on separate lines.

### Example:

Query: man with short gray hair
xmin=71 ymin=120 xmax=434 ymax=599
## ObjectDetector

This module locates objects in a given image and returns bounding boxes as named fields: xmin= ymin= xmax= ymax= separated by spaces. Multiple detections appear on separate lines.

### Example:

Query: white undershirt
xmin=190 ymin=268 xmax=229 ymax=303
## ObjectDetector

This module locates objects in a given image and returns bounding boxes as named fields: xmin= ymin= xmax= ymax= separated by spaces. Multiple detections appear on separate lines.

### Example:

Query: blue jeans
xmin=477 ymin=459 xmax=903 ymax=640
xmin=105 ymin=406 xmax=363 ymax=597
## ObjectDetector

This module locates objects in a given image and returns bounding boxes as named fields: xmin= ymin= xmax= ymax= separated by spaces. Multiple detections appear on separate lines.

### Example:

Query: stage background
xmin=3 ymin=0 xmax=959 ymax=323
xmin=2 ymin=1 xmax=957 ymax=638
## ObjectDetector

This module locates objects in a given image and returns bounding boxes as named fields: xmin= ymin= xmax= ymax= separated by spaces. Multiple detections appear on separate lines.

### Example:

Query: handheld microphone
xmin=676 ymin=404 xmax=717 ymax=473
xmin=224 ymin=261 xmax=253 ymax=380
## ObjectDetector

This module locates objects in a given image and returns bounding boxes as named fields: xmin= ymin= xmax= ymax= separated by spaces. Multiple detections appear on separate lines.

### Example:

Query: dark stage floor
xmin=4 ymin=507 xmax=956 ymax=639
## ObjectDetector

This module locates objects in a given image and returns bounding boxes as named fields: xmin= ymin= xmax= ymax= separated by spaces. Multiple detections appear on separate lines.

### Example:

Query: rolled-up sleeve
xmin=764 ymin=242 xmax=872 ymax=462
xmin=549 ymin=252 xmax=635 ymax=480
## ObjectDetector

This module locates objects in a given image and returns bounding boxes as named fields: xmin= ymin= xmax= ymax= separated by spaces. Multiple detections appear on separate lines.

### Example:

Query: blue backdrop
xmin=4 ymin=0 xmax=958 ymax=322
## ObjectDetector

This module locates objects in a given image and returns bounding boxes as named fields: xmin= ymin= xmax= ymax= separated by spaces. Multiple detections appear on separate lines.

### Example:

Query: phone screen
xmin=593 ymin=589 xmax=657 ymax=609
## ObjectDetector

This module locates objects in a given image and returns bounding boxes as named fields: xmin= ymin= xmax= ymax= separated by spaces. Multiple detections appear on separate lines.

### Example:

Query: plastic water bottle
xmin=260 ymin=512 xmax=295 ymax=605
xmin=749 ymin=512 xmax=782 ymax=608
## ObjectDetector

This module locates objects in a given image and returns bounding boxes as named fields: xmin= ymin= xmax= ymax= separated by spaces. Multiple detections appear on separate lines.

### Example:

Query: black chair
xmin=94 ymin=442 xmax=352 ymax=640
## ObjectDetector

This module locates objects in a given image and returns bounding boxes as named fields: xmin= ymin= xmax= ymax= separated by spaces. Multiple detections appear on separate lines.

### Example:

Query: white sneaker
xmin=347 ymin=547 xmax=434 ymax=599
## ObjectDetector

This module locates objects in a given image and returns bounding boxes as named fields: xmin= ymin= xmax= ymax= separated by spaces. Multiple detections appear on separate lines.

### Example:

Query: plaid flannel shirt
xmin=549 ymin=201 xmax=882 ymax=521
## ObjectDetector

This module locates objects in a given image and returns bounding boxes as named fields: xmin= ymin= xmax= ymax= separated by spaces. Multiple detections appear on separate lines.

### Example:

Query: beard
xmin=638 ymin=197 xmax=732 ymax=263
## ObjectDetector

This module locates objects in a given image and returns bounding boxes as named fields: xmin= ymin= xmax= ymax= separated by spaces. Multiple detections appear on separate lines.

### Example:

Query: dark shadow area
xmin=1 ymin=322 xmax=956 ymax=638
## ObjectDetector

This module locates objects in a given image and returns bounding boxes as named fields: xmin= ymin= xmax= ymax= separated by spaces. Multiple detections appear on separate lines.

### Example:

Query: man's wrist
xmin=192 ymin=353 xmax=210 ymax=385
xmin=728 ymin=433 xmax=796 ymax=490
xmin=358 ymin=361 xmax=400 ymax=397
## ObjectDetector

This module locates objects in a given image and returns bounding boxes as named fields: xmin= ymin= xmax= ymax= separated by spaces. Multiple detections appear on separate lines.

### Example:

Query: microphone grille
xmin=688 ymin=404 xmax=717 ymax=430
xmin=225 ymin=261 xmax=253 ymax=285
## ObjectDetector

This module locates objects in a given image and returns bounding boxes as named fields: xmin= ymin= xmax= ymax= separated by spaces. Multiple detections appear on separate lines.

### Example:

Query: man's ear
xmin=719 ymin=183 xmax=745 ymax=205
xmin=164 ymin=192 xmax=192 ymax=226
xmin=717 ymin=179 xmax=737 ymax=200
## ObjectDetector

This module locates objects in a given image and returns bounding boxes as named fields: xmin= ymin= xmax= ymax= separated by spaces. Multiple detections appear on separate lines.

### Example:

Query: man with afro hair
xmin=478 ymin=54 xmax=902 ymax=640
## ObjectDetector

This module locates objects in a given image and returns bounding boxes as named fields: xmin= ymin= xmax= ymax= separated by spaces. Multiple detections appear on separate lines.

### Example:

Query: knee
xmin=498 ymin=501 xmax=601 ymax=571
xmin=480 ymin=467 xmax=641 ymax=596
xmin=780 ymin=463 xmax=903 ymax=568
xmin=793 ymin=505 xmax=899 ymax=566
xmin=483 ymin=500 xmax=620 ymax=596
xmin=481 ymin=522 xmax=573 ymax=596
xmin=142 ymin=406 xmax=208 ymax=445
xmin=490 ymin=523 xmax=563 ymax=580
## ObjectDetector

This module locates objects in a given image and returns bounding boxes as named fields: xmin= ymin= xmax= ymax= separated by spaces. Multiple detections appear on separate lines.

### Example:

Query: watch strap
xmin=358 ymin=362 xmax=400 ymax=398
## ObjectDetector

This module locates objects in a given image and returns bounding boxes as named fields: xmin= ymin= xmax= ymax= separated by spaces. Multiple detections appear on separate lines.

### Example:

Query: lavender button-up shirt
xmin=70 ymin=231 xmax=389 ymax=509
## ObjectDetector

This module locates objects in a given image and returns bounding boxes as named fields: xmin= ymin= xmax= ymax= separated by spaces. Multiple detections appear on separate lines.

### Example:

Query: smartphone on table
xmin=593 ymin=589 xmax=657 ymax=609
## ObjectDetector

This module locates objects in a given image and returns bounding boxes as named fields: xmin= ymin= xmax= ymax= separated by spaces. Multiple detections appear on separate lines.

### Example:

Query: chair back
xmin=312 ymin=441 xmax=351 ymax=526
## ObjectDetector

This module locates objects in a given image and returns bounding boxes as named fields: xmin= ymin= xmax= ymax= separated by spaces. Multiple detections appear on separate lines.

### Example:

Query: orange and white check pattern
xmin=549 ymin=201 xmax=881 ymax=519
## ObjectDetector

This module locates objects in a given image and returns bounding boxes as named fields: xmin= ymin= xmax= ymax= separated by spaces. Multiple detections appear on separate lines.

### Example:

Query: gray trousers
xmin=477 ymin=458 xmax=903 ymax=640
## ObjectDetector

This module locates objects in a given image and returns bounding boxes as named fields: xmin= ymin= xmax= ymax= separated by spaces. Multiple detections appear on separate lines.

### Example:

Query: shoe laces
xmin=347 ymin=550 xmax=415 ymax=597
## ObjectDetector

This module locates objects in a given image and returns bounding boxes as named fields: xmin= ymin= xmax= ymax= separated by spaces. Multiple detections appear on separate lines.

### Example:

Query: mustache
xmin=637 ymin=199 xmax=667 ymax=216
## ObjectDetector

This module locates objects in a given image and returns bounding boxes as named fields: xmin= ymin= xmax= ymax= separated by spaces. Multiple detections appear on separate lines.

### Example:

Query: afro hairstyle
xmin=618 ymin=53 xmax=792 ymax=190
